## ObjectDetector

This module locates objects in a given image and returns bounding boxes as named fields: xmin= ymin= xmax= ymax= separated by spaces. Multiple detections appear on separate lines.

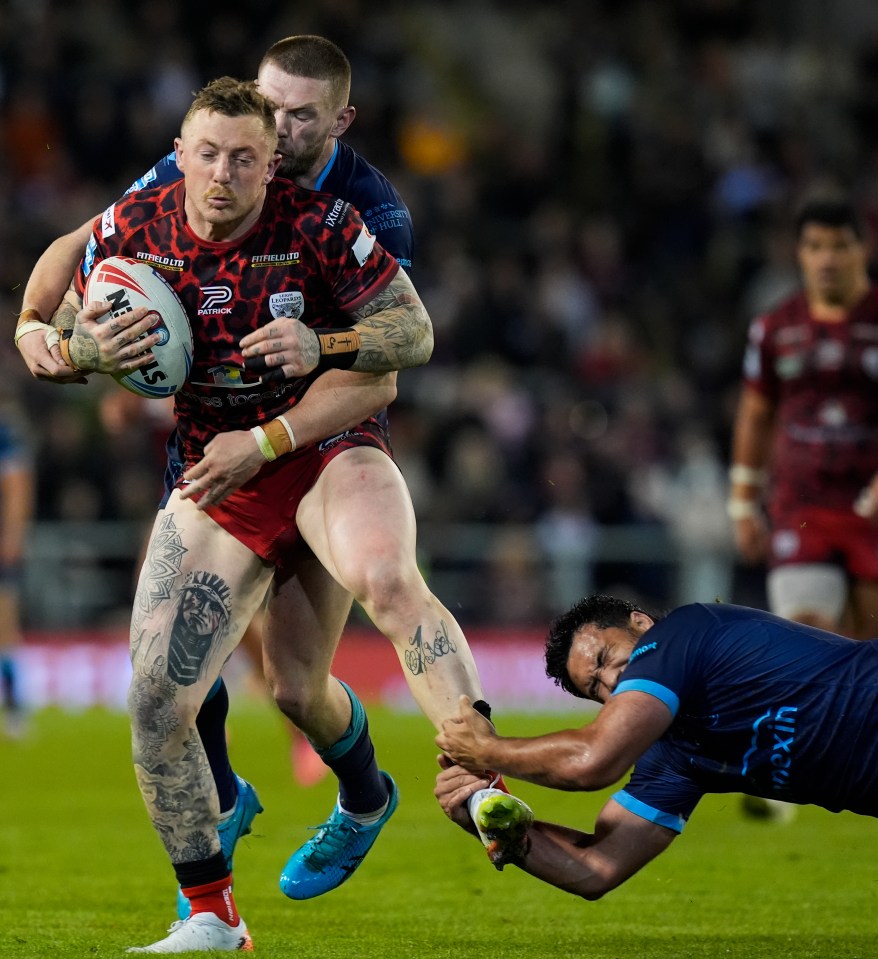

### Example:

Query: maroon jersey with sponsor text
xmin=742 ymin=288 xmax=878 ymax=518
xmin=74 ymin=178 xmax=398 ymax=466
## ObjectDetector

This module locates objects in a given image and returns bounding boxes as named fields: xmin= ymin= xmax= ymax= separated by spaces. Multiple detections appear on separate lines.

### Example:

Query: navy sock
xmin=314 ymin=681 xmax=387 ymax=814
xmin=174 ymin=849 xmax=229 ymax=888
xmin=196 ymin=678 xmax=238 ymax=813
xmin=0 ymin=655 xmax=19 ymax=712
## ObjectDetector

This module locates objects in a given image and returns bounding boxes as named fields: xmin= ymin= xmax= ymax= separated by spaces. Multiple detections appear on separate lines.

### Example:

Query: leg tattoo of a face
xmin=166 ymin=571 xmax=232 ymax=686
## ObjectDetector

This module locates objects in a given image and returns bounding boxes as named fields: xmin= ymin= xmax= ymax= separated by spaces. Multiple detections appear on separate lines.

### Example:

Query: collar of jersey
xmin=314 ymin=141 xmax=339 ymax=192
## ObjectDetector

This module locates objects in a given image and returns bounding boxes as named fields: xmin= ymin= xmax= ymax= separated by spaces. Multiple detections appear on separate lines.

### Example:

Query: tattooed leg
xmin=296 ymin=447 xmax=485 ymax=731
xmin=129 ymin=661 xmax=221 ymax=862
xmin=128 ymin=493 xmax=273 ymax=863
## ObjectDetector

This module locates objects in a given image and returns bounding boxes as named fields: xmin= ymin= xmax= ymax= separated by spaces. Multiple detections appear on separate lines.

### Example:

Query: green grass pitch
xmin=3 ymin=701 xmax=878 ymax=958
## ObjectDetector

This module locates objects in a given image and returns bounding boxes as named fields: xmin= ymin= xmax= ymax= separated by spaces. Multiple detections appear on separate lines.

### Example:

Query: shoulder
xmin=328 ymin=142 xmax=409 ymax=210
xmin=124 ymin=151 xmax=181 ymax=195
xmin=101 ymin=183 xmax=178 ymax=237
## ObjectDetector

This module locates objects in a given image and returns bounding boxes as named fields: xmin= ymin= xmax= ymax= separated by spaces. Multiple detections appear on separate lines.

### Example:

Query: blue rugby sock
xmin=314 ymin=681 xmax=387 ymax=814
xmin=197 ymin=678 xmax=237 ymax=813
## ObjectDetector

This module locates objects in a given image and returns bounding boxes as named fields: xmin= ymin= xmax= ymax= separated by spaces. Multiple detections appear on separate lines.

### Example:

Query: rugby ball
xmin=83 ymin=256 xmax=193 ymax=398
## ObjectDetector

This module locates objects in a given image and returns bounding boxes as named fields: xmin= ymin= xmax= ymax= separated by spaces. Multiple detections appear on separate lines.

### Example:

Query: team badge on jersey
xmin=269 ymin=291 xmax=305 ymax=320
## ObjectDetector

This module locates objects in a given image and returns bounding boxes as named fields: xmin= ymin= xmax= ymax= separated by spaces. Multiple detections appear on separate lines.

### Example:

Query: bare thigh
xmin=131 ymin=490 xmax=274 ymax=709
xmin=295 ymin=446 xmax=419 ymax=598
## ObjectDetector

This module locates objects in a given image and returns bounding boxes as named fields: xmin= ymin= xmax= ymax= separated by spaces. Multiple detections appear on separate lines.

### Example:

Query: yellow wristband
xmin=274 ymin=416 xmax=297 ymax=451
xmin=728 ymin=464 xmax=767 ymax=486
xmin=251 ymin=425 xmax=277 ymax=462
xmin=726 ymin=498 xmax=760 ymax=520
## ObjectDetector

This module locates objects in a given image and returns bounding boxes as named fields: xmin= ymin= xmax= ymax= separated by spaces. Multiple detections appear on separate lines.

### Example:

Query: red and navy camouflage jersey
xmin=742 ymin=287 xmax=878 ymax=517
xmin=74 ymin=178 xmax=399 ymax=464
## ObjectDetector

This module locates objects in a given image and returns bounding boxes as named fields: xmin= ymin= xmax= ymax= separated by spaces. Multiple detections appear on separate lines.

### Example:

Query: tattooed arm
xmin=239 ymin=270 xmax=434 ymax=379
xmin=50 ymin=288 xmax=164 ymax=375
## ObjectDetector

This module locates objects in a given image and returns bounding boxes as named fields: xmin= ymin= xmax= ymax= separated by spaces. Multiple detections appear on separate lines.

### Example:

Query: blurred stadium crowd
xmin=3 ymin=0 xmax=878 ymax=626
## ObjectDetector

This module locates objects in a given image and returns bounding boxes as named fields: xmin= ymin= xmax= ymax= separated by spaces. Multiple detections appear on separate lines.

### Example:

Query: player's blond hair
xmin=183 ymin=77 xmax=277 ymax=146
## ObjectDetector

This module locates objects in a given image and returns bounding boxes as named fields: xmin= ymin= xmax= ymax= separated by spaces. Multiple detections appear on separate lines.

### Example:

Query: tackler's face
xmin=566 ymin=613 xmax=653 ymax=704
xmin=257 ymin=63 xmax=349 ymax=179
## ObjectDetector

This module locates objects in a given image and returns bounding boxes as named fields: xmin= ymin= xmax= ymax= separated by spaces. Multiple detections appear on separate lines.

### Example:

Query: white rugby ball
xmin=83 ymin=256 xmax=193 ymax=398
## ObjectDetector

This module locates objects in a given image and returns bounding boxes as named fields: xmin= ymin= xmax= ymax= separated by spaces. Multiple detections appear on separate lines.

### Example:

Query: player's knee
xmin=127 ymin=671 xmax=200 ymax=731
xmin=268 ymin=672 xmax=318 ymax=724
xmin=350 ymin=562 xmax=420 ymax=619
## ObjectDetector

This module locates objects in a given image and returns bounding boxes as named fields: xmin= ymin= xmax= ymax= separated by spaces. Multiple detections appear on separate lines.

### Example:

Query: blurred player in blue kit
xmin=436 ymin=594 xmax=878 ymax=900
xmin=0 ymin=403 xmax=34 ymax=739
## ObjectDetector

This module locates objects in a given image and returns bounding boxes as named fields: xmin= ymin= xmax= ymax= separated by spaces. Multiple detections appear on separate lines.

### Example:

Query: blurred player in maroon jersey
xmin=729 ymin=196 xmax=878 ymax=640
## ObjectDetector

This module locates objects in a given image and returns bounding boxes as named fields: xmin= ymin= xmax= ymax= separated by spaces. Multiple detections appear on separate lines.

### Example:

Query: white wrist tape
xmin=726 ymin=498 xmax=760 ymax=520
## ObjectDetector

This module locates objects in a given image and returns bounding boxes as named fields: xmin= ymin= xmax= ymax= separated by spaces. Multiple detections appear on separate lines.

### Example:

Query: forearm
xmin=729 ymin=387 xmax=775 ymax=507
xmin=282 ymin=371 xmax=397 ymax=448
xmin=20 ymin=224 xmax=92 ymax=322
xmin=513 ymin=821 xmax=617 ymax=900
xmin=455 ymin=729 xmax=624 ymax=792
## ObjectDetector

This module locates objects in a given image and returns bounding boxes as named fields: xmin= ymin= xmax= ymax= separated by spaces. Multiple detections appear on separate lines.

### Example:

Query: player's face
xmin=797 ymin=223 xmax=868 ymax=306
xmin=181 ymin=589 xmax=226 ymax=636
xmin=175 ymin=110 xmax=280 ymax=241
xmin=257 ymin=64 xmax=350 ymax=181
xmin=565 ymin=615 xmax=651 ymax=704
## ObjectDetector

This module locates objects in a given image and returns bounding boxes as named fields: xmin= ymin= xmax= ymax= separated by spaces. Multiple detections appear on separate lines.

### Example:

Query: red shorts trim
xmin=191 ymin=420 xmax=391 ymax=566
xmin=769 ymin=506 xmax=878 ymax=580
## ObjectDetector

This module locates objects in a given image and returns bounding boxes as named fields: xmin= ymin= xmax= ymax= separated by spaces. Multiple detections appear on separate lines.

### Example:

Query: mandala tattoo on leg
xmin=404 ymin=620 xmax=458 ymax=676
xmin=136 ymin=513 xmax=189 ymax=628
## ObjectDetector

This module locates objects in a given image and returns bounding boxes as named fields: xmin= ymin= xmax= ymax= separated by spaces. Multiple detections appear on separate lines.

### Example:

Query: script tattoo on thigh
xmin=404 ymin=620 xmax=458 ymax=676
xmin=166 ymin=571 xmax=232 ymax=686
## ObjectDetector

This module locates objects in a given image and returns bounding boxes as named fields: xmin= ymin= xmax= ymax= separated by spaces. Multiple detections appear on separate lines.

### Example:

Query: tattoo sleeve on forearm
xmin=52 ymin=300 xmax=77 ymax=332
xmin=349 ymin=274 xmax=434 ymax=372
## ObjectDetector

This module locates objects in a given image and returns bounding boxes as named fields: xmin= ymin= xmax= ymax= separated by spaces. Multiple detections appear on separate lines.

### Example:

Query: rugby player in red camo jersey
xmin=729 ymin=196 xmax=878 ymax=641
xmin=41 ymin=77 xmax=497 ymax=954
xmin=17 ymin=35 xmax=418 ymax=890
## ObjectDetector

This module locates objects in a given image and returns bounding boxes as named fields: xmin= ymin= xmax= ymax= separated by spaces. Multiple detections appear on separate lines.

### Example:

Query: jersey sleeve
xmin=612 ymin=740 xmax=705 ymax=832
xmin=611 ymin=606 xmax=710 ymax=714
xmin=316 ymin=200 xmax=400 ymax=312
xmin=358 ymin=196 xmax=414 ymax=274
xmin=74 ymin=201 xmax=128 ymax=295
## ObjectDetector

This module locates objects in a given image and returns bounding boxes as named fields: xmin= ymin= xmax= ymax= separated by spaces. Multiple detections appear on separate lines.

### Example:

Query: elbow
xmin=381 ymin=373 xmax=398 ymax=407
xmin=579 ymin=887 xmax=607 ymax=902
xmin=553 ymin=756 xmax=625 ymax=793
xmin=416 ymin=322 xmax=434 ymax=367
xmin=570 ymin=863 xmax=628 ymax=902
